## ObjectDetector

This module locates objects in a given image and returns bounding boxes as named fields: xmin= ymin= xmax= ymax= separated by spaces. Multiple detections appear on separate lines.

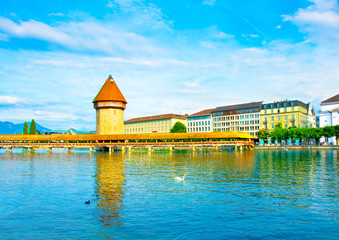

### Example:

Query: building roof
xmin=125 ymin=113 xmax=187 ymax=123
xmin=93 ymin=75 xmax=127 ymax=103
xmin=189 ymin=108 xmax=214 ymax=117
xmin=321 ymin=94 xmax=339 ymax=104
xmin=213 ymin=101 xmax=263 ymax=113
xmin=262 ymin=100 xmax=308 ymax=109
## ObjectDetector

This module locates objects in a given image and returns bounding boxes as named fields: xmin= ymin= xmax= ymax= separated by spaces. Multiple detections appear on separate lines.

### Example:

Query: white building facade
xmin=319 ymin=94 xmax=339 ymax=144
xmin=187 ymin=109 xmax=213 ymax=132
xmin=212 ymin=102 xmax=262 ymax=137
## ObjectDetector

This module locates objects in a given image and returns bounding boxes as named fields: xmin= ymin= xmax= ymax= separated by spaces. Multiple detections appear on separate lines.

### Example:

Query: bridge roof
xmin=93 ymin=75 xmax=127 ymax=103
xmin=0 ymin=132 xmax=255 ymax=141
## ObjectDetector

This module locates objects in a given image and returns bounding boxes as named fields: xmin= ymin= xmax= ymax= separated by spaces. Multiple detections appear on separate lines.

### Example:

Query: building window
xmin=271 ymin=124 xmax=274 ymax=129
xmin=271 ymin=109 xmax=274 ymax=113
xmin=284 ymin=116 xmax=287 ymax=120
xmin=278 ymin=117 xmax=280 ymax=121
xmin=284 ymin=123 xmax=287 ymax=128
xmin=271 ymin=117 xmax=274 ymax=121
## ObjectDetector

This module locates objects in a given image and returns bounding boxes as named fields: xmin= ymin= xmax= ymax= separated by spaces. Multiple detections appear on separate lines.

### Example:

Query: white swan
xmin=174 ymin=174 xmax=186 ymax=181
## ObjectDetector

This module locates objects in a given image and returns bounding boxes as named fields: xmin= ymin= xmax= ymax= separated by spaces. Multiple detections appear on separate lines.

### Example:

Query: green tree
xmin=298 ymin=128 xmax=308 ymax=144
xmin=256 ymin=129 xmax=270 ymax=140
xmin=29 ymin=119 xmax=37 ymax=135
xmin=170 ymin=122 xmax=186 ymax=133
xmin=334 ymin=125 xmax=339 ymax=145
xmin=308 ymin=127 xmax=323 ymax=145
xmin=323 ymin=126 xmax=335 ymax=138
xmin=23 ymin=121 xmax=29 ymax=135
xmin=269 ymin=123 xmax=285 ymax=144
xmin=288 ymin=127 xmax=299 ymax=145
xmin=323 ymin=125 xmax=336 ymax=144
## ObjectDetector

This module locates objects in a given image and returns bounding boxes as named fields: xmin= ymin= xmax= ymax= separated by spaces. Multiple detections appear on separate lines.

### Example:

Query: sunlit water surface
xmin=0 ymin=149 xmax=338 ymax=239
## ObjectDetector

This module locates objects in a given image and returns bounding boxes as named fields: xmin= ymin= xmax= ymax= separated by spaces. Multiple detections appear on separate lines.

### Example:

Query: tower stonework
xmin=93 ymin=76 xmax=127 ymax=134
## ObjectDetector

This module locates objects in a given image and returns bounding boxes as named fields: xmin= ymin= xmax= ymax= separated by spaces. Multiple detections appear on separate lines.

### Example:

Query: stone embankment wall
xmin=255 ymin=145 xmax=339 ymax=150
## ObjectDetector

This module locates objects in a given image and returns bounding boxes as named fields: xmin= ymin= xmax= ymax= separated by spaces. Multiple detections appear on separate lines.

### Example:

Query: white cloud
xmin=0 ymin=96 xmax=28 ymax=105
xmin=48 ymin=12 xmax=64 ymax=17
xmin=242 ymin=34 xmax=259 ymax=38
xmin=0 ymin=33 xmax=8 ymax=41
xmin=202 ymin=0 xmax=216 ymax=6
xmin=0 ymin=16 xmax=160 ymax=55
xmin=107 ymin=0 xmax=173 ymax=30
xmin=215 ymin=32 xmax=234 ymax=39
xmin=0 ymin=17 xmax=72 ymax=44
xmin=283 ymin=0 xmax=339 ymax=41
xmin=284 ymin=9 xmax=339 ymax=28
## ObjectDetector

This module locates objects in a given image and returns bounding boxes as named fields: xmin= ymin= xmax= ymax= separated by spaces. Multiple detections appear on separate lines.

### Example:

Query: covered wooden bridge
xmin=0 ymin=132 xmax=255 ymax=152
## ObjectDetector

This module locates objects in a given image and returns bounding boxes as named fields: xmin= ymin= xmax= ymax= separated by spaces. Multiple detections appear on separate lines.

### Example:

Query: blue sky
xmin=0 ymin=0 xmax=338 ymax=130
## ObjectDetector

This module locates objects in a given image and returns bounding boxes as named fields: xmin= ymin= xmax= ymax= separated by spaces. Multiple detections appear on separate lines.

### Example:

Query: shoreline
xmin=254 ymin=145 xmax=339 ymax=150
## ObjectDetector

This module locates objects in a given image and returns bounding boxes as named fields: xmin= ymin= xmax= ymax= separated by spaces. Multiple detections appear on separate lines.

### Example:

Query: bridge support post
xmin=192 ymin=146 xmax=196 ymax=151
xmin=215 ymin=145 xmax=219 ymax=151
xmin=89 ymin=147 xmax=94 ymax=153
xmin=239 ymin=145 xmax=243 ymax=151
xmin=121 ymin=146 xmax=125 ymax=151
xmin=67 ymin=148 xmax=71 ymax=153
xmin=148 ymin=146 xmax=153 ymax=152
xmin=169 ymin=146 xmax=173 ymax=151
xmin=128 ymin=146 xmax=132 ymax=152
xmin=6 ymin=147 xmax=13 ymax=152
xmin=47 ymin=147 xmax=52 ymax=153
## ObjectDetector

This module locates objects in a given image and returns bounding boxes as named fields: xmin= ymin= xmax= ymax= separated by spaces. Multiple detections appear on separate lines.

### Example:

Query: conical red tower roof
xmin=93 ymin=76 xmax=127 ymax=104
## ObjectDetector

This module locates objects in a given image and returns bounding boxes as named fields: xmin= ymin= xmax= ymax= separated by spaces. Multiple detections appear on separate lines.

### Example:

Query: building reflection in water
xmin=94 ymin=152 xmax=125 ymax=226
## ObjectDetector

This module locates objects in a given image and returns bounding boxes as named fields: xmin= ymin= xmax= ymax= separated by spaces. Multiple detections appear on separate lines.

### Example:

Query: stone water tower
xmin=93 ymin=75 xmax=127 ymax=134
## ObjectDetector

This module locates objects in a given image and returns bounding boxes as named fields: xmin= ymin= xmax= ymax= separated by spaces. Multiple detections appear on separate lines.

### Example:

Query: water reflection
xmin=95 ymin=152 xmax=125 ymax=226
xmin=0 ymin=149 xmax=338 ymax=239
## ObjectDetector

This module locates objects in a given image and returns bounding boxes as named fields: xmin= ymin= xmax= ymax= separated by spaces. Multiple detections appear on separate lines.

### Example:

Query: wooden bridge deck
xmin=0 ymin=132 xmax=255 ymax=152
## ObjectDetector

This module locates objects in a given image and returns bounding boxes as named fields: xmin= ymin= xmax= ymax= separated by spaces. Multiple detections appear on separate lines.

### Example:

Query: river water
xmin=0 ymin=149 xmax=338 ymax=239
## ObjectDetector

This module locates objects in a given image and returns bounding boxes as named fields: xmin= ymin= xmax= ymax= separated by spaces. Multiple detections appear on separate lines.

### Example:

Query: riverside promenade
xmin=0 ymin=132 xmax=255 ymax=152
xmin=255 ymin=145 xmax=339 ymax=150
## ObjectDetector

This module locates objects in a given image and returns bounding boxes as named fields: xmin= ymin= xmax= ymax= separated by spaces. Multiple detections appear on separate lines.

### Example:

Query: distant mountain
xmin=0 ymin=121 xmax=51 ymax=135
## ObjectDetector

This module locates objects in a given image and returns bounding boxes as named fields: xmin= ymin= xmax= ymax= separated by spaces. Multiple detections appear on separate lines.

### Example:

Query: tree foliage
xmin=23 ymin=122 xmax=29 ymax=135
xmin=256 ymin=129 xmax=270 ymax=140
xmin=170 ymin=122 xmax=187 ymax=133
xmin=29 ymin=119 xmax=37 ymax=135
xmin=335 ymin=125 xmax=339 ymax=138
xmin=323 ymin=126 xmax=335 ymax=138
xmin=258 ymin=125 xmax=339 ymax=145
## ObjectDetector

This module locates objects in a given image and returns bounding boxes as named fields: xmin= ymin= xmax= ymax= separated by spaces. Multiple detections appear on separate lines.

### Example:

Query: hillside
xmin=0 ymin=121 xmax=51 ymax=135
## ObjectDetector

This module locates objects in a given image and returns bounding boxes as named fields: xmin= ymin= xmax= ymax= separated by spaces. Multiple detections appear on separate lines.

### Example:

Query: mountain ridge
xmin=0 ymin=121 xmax=51 ymax=135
